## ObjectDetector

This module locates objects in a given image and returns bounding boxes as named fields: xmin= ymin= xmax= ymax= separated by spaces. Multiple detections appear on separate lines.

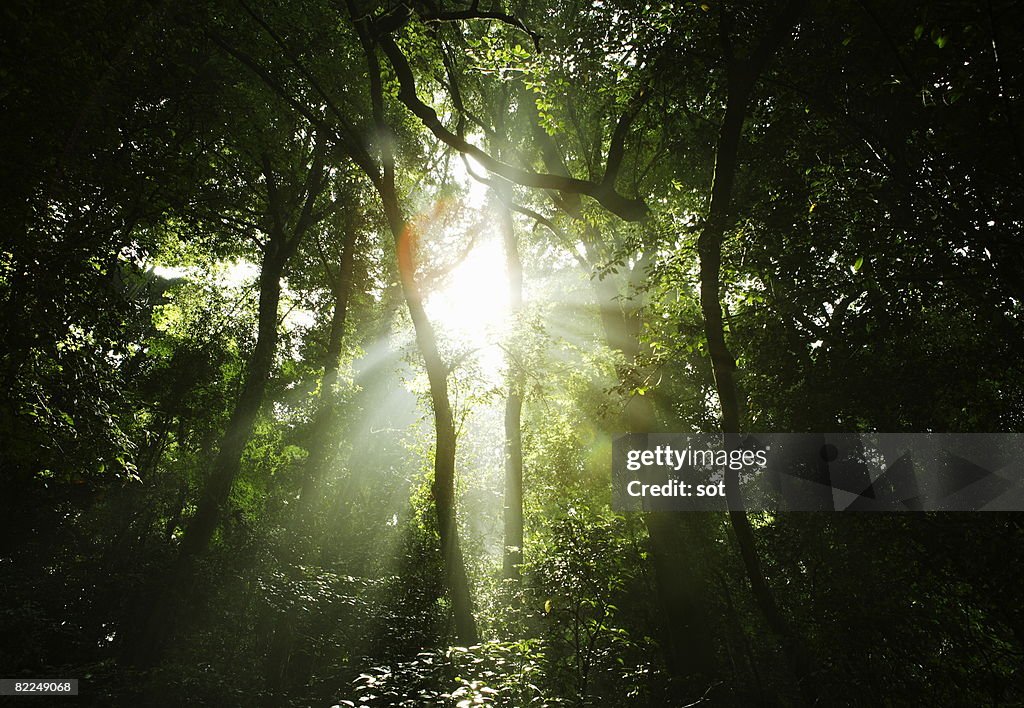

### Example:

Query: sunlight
xmin=425 ymin=232 xmax=510 ymax=378
xmin=152 ymin=258 xmax=259 ymax=289
xmin=450 ymin=153 xmax=490 ymax=209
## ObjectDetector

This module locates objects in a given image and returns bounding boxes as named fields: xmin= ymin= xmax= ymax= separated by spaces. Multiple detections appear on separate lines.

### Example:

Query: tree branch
xmin=602 ymin=82 xmax=651 ymax=189
xmin=418 ymin=3 xmax=542 ymax=50
xmin=261 ymin=152 xmax=284 ymax=239
xmin=204 ymin=30 xmax=381 ymax=186
xmin=375 ymin=32 xmax=649 ymax=221
xmin=289 ymin=136 xmax=328 ymax=248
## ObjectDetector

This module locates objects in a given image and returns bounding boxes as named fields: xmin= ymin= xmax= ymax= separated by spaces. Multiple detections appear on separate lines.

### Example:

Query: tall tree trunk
xmin=125 ymin=139 xmax=328 ymax=668
xmin=694 ymin=2 xmax=816 ymax=699
xmin=496 ymin=199 xmax=525 ymax=580
xmin=352 ymin=21 xmax=478 ymax=643
xmin=296 ymin=228 xmax=358 ymax=519
xmin=124 ymin=245 xmax=286 ymax=668
xmin=179 ymin=251 xmax=286 ymax=559
xmin=381 ymin=179 xmax=478 ymax=644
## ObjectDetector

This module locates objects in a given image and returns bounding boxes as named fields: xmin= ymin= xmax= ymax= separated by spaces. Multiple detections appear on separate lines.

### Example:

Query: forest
xmin=2 ymin=0 xmax=1023 ymax=705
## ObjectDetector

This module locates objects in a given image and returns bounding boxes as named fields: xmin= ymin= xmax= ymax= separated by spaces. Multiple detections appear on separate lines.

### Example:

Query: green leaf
xmin=853 ymin=256 xmax=864 ymax=272
xmin=935 ymin=35 xmax=949 ymax=49
xmin=914 ymin=24 xmax=924 ymax=40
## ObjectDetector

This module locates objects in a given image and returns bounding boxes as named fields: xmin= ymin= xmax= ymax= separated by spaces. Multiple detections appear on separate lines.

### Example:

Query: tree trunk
xmin=694 ymin=3 xmax=816 ymax=699
xmin=697 ymin=83 xmax=803 ymax=685
xmin=296 ymin=228 xmax=358 ymax=519
xmin=122 ymin=245 xmax=286 ymax=668
xmin=183 ymin=256 xmax=284 ymax=558
xmin=381 ymin=183 xmax=478 ymax=644
xmin=352 ymin=21 xmax=478 ymax=643
xmin=497 ymin=200 xmax=525 ymax=580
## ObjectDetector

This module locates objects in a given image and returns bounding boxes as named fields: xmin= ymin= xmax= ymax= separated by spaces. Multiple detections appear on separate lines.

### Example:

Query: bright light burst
xmin=424 ymin=232 xmax=510 ymax=378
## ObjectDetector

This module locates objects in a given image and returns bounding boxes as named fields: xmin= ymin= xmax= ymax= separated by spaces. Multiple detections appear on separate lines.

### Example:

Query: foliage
xmin=2 ymin=0 xmax=1023 ymax=705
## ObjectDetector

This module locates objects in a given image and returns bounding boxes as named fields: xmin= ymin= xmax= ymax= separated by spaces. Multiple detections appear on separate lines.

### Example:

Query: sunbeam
xmin=424 ymin=221 xmax=511 ymax=381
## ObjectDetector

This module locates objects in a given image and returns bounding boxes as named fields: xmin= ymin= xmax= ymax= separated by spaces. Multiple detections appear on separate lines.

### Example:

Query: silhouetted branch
xmin=375 ymin=32 xmax=649 ymax=221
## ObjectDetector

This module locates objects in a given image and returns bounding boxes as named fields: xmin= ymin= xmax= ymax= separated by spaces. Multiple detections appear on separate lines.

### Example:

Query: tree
xmin=4 ymin=0 xmax=1024 ymax=705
